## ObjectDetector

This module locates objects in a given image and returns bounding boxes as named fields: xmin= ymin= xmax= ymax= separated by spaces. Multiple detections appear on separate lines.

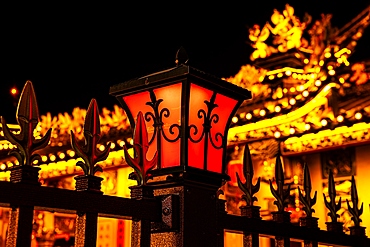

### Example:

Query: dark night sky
xmin=1 ymin=1 xmax=370 ymax=124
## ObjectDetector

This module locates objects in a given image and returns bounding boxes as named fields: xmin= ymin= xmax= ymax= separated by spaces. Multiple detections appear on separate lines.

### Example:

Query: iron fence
xmin=0 ymin=80 xmax=369 ymax=247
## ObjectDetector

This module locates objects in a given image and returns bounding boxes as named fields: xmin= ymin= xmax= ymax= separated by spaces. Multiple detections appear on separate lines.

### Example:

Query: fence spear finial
xmin=123 ymin=111 xmax=158 ymax=186
xmin=1 ymin=80 xmax=52 ymax=167
xmin=70 ymin=98 xmax=111 ymax=176
xmin=346 ymin=175 xmax=363 ymax=227
xmin=236 ymin=144 xmax=260 ymax=206
xmin=298 ymin=163 xmax=317 ymax=217
xmin=323 ymin=170 xmax=341 ymax=222
xmin=269 ymin=152 xmax=290 ymax=212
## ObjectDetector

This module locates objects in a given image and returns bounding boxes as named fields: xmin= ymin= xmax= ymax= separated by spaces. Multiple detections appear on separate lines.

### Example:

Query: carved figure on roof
xmin=224 ymin=64 xmax=268 ymax=98
xmin=266 ymin=4 xmax=310 ymax=53
xmin=308 ymin=13 xmax=337 ymax=61
xmin=249 ymin=4 xmax=311 ymax=60
xmin=350 ymin=63 xmax=369 ymax=85
xmin=249 ymin=24 xmax=276 ymax=60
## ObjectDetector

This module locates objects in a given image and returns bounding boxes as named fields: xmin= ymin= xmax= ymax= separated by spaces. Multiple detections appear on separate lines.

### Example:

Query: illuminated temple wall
xmin=302 ymin=144 xmax=369 ymax=235
xmin=354 ymin=144 xmax=370 ymax=236
xmin=302 ymin=144 xmax=370 ymax=236
xmin=224 ymin=142 xmax=370 ymax=245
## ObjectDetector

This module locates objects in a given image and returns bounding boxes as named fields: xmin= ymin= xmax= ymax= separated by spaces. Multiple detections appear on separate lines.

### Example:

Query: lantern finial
xmin=175 ymin=46 xmax=188 ymax=66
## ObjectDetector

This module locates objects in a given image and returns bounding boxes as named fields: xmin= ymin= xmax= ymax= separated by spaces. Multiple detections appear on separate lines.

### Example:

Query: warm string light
xmin=337 ymin=115 xmax=344 ymax=122
xmin=5 ymin=149 xmax=129 ymax=181
xmin=0 ymin=139 xmax=126 ymax=170
xmin=355 ymin=112 xmax=362 ymax=120
xmin=230 ymin=105 xmax=370 ymax=140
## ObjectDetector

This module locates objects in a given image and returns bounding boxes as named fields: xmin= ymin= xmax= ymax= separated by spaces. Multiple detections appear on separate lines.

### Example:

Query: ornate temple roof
xmin=226 ymin=4 xmax=370 ymax=156
xmin=0 ymin=4 xmax=369 ymax=180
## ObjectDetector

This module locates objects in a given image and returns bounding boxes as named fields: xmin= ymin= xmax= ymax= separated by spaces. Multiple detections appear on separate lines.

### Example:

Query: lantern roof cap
xmin=175 ymin=46 xmax=189 ymax=66
xmin=109 ymin=59 xmax=252 ymax=101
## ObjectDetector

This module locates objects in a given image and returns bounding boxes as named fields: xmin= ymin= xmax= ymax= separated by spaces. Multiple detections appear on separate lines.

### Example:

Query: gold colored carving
xmin=36 ymin=104 xmax=130 ymax=145
xmin=225 ymin=64 xmax=268 ymax=98
xmin=350 ymin=63 xmax=369 ymax=85
xmin=249 ymin=4 xmax=310 ymax=61
xmin=307 ymin=13 xmax=336 ymax=62
xmin=266 ymin=4 xmax=309 ymax=53
xmin=249 ymin=24 xmax=276 ymax=60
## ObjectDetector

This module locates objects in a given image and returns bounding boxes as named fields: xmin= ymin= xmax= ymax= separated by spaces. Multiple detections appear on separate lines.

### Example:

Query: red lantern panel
xmin=122 ymin=83 xmax=182 ymax=169
xmin=188 ymin=83 xmax=238 ymax=173
xmin=208 ymin=93 xmax=238 ymax=173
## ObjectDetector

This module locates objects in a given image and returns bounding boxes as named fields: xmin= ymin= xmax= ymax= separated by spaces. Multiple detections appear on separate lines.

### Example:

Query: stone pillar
xmin=130 ymin=185 xmax=154 ymax=247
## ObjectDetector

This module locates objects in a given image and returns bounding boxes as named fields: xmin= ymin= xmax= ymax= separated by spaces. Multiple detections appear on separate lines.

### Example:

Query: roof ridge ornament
xmin=175 ymin=46 xmax=189 ymax=66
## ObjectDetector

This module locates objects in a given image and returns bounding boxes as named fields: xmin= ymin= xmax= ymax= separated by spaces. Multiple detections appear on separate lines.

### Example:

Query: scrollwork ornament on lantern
xmin=144 ymin=90 xmax=180 ymax=169
xmin=189 ymin=92 xmax=223 ymax=149
xmin=124 ymin=111 xmax=158 ymax=186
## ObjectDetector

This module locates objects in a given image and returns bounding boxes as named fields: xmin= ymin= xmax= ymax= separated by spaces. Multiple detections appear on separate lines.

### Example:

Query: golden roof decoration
xmin=1 ymin=4 xmax=369 ymax=178
xmin=224 ymin=64 xmax=267 ymax=99
xmin=226 ymin=4 xmax=370 ymax=154
xmin=249 ymin=4 xmax=312 ymax=61
xmin=34 ymin=104 xmax=131 ymax=146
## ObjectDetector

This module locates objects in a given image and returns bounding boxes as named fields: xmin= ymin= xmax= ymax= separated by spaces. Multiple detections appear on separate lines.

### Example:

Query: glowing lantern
xmin=109 ymin=48 xmax=251 ymax=181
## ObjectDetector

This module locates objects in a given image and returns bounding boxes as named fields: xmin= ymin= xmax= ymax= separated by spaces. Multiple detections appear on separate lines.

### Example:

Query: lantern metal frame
xmin=109 ymin=53 xmax=251 ymax=186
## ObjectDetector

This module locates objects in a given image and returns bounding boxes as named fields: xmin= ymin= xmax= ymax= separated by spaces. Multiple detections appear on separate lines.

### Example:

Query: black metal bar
xmin=16 ymin=205 xmax=34 ymax=247
xmin=84 ymin=212 xmax=99 ymax=247
xmin=140 ymin=219 xmax=151 ymax=247
xmin=0 ymin=181 xmax=161 ymax=221
xmin=130 ymin=185 xmax=154 ymax=246
xmin=74 ymin=211 xmax=99 ymax=247
xmin=221 ymin=214 xmax=370 ymax=246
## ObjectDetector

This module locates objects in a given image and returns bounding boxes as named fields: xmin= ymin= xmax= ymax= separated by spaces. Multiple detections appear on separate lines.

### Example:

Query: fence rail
xmin=222 ymin=214 xmax=370 ymax=246
xmin=0 ymin=181 xmax=160 ymax=220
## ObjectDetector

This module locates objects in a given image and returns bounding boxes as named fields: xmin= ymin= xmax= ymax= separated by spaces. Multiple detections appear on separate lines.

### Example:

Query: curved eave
xmin=282 ymin=122 xmax=370 ymax=156
xmin=228 ymin=82 xmax=338 ymax=139
xmin=227 ymin=82 xmax=370 ymax=155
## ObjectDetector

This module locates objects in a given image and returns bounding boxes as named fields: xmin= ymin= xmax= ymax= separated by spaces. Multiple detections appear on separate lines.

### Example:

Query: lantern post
xmin=109 ymin=47 xmax=252 ymax=246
